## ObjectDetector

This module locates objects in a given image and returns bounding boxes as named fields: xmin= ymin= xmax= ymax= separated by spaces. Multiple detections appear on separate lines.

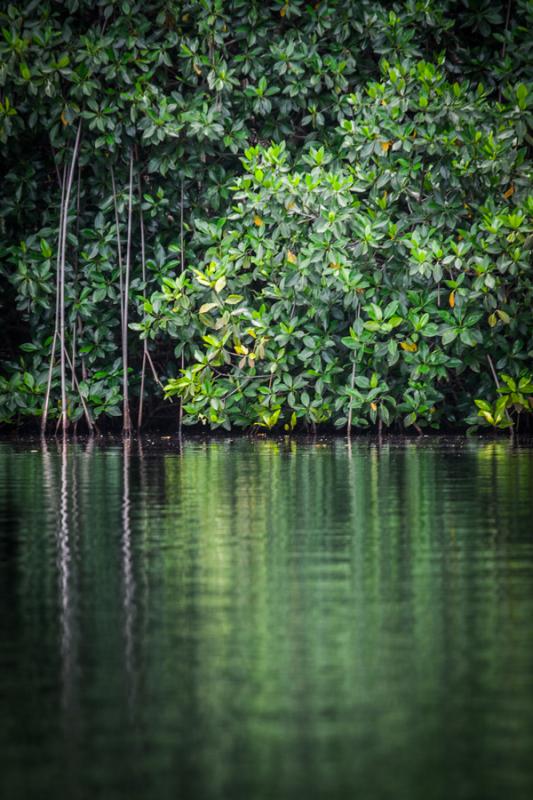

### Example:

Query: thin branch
xmin=347 ymin=360 xmax=356 ymax=436
xmin=137 ymin=171 xmax=147 ymax=430
xmin=59 ymin=121 xmax=82 ymax=432
xmin=486 ymin=353 xmax=501 ymax=389
xmin=138 ymin=351 xmax=147 ymax=430
xmin=179 ymin=178 xmax=185 ymax=436
xmin=63 ymin=346 xmax=95 ymax=434
xmin=145 ymin=349 xmax=166 ymax=392
xmin=60 ymin=122 xmax=82 ymax=431
xmin=499 ymin=0 xmax=513 ymax=102
xmin=42 ymin=164 xmax=67 ymax=434
xmin=487 ymin=353 xmax=513 ymax=425
xmin=122 ymin=149 xmax=134 ymax=435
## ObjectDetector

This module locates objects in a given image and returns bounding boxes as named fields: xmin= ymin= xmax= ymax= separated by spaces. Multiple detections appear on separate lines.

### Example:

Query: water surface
xmin=1 ymin=438 xmax=532 ymax=800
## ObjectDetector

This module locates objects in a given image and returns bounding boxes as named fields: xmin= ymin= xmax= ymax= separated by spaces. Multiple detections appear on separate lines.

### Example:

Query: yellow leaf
xmin=329 ymin=262 xmax=340 ymax=269
xmin=193 ymin=63 xmax=202 ymax=76
xmin=287 ymin=250 xmax=297 ymax=264
xmin=214 ymin=276 xmax=226 ymax=293
xmin=253 ymin=215 xmax=263 ymax=226
xmin=496 ymin=309 xmax=510 ymax=324
xmin=199 ymin=302 xmax=217 ymax=315
xmin=400 ymin=341 xmax=418 ymax=352
xmin=370 ymin=402 xmax=378 ymax=411
xmin=488 ymin=313 xmax=497 ymax=327
xmin=280 ymin=3 xmax=288 ymax=17
xmin=381 ymin=140 xmax=393 ymax=152
xmin=287 ymin=201 xmax=295 ymax=210
xmin=235 ymin=344 xmax=249 ymax=356
xmin=60 ymin=111 xmax=69 ymax=126
xmin=503 ymin=184 xmax=515 ymax=200
xmin=449 ymin=290 xmax=456 ymax=308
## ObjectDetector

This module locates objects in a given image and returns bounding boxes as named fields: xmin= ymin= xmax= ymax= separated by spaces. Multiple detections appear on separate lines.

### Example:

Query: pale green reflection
xmin=0 ymin=439 xmax=532 ymax=800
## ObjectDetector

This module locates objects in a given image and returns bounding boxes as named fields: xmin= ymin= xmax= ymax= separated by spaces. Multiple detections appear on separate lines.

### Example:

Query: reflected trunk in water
xmin=0 ymin=438 xmax=532 ymax=800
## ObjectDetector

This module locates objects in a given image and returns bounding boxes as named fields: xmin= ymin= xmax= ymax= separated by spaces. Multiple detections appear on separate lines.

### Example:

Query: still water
xmin=1 ymin=438 xmax=532 ymax=800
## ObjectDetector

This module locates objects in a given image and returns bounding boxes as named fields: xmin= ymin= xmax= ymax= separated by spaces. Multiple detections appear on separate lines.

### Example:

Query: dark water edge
xmin=1 ymin=437 xmax=532 ymax=800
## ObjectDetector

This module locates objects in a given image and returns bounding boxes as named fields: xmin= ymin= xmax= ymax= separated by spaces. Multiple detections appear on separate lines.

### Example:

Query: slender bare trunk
xmin=42 ymin=165 xmax=67 ymax=434
xmin=59 ymin=122 xmax=83 ymax=433
xmin=487 ymin=353 xmax=513 ymax=430
xmin=347 ymin=360 xmax=356 ymax=436
xmin=111 ymin=162 xmax=131 ymax=434
xmin=122 ymin=150 xmax=134 ymax=435
xmin=499 ymin=0 xmax=513 ymax=102
xmin=110 ymin=166 xmax=124 ymax=319
xmin=137 ymin=172 xmax=147 ymax=430
xmin=179 ymin=179 xmax=185 ymax=437
xmin=71 ymin=163 xmax=81 ymax=392
xmin=64 ymin=346 xmax=95 ymax=434
xmin=71 ymin=324 xmax=76 ymax=391
xmin=138 ymin=351 xmax=147 ymax=431
xmin=145 ymin=350 xmax=165 ymax=391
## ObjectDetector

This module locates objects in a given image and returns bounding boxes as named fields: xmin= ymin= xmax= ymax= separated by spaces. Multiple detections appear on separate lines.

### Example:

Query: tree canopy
xmin=0 ymin=0 xmax=531 ymax=432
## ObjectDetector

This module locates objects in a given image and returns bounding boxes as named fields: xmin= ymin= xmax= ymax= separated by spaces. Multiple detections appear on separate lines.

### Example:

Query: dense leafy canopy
xmin=0 ymin=0 xmax=531 ymax=432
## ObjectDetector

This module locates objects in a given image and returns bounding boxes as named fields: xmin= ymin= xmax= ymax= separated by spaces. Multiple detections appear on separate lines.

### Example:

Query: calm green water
xmin=1 ymin=438 xmax=533 ymax=800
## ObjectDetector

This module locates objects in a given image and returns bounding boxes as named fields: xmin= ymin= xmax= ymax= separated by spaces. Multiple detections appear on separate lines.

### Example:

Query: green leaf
xmin=40 ymin=239 xmax=52 ymax=258
xmin=441 ymin=329 xmax=457 ymax=346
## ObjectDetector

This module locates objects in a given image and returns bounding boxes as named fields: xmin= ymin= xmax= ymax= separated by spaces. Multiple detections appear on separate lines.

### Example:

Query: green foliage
xmin=474 ymin=372 xmax=533 ymax=430
xmin=0 ymin=1 xmax=532 ymax=432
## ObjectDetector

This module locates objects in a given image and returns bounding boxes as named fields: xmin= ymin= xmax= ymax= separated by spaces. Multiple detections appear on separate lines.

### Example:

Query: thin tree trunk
xmin=122 ymin=150 xmax=134 ymax=435
xmin=59 ymin=122 xmax=83 ymax=433
xmin=42 ymin=165 xmax=67 ymax=435
xmin=179 ymin=178 xmax=185 ymax=436
xmin=145 ymin=350 xmax=166 ymax=392
xmin=347 ymin=360 xmax=356 ymax=436
xmin=79 ymin=316 xmax=87 ymax=382
xmin=111 ymin=163 xmax=131 ymax=434
xmin=64 ymin=346 xmax=95 ymax=434
xmin=110 ymin=166 xmax=124 ymax=321
xmin=71 ymin=163 xmax=82 ymax=392
xmin=137 ymin=172 xmax=147 ymax=430
xmin=498 ymin=0 xmax=513 ymax=102
xmin=71 ymin=323 xmax=76 ymax=391
xmin=138 ymin=351 xmax=147 ymax=431
xmin=487 ymin=353 xmax=513 ymax=429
